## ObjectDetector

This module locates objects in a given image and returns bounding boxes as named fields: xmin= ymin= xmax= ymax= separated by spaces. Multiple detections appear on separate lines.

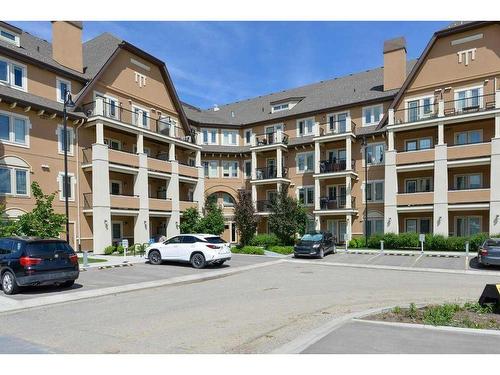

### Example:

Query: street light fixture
xmin=63 ymin=91 xmax=75 ymax=243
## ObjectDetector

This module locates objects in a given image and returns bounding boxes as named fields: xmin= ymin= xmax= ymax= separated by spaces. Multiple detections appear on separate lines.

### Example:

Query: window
xmin=405 ymin=177 xmax=432 ymax=193
xmin=454 ymin=174 xmax=482 ymax=190
xmin=203 ymin=161 xmax=218 ymax=178
xmin=222 ymin=193 xmax=235 ymax=206
xmin=297 ymin=118 xmax=315 ymax=137
xmin=0 ymin=57 xmax=26 ymax=91
xmin=56 ymin=78 xmax=71 ymax=103
xmin=406 ymin=96 xmax=434 ymax=122
xmin=455 ymin=216 xmax=481 ymax=236
xmin=58 ymin=172 xmax=75 ymax=201
xmin=297 ymin=152 xmax=314 ymax=173
xmin=112 ymin=222 xmax=123 ymax=240
xmin=57 ymin=125 xmax=74 ymax=156
xmin=405 ymin=218 xmax=431 ymax=234
xmin=0 ymin=112 xmax=29 ymax=146
xmin=132 ymin=144 xmax=151 ymax=156
xmin=455 ymin=86 xmax=483 ymax=111
xmin=298 ymin=186 xmax=314 ymax=206
xmin=327 ymin=112 xmax=348 ymax=133
xmin=0 ymin=167 xmax=28 ymax=196
xmin=222 ymin=161 xmax=238 ymax=178
xmin=0 ymin=27 xmax=20 ymax=46
xmin=104 ymin=138 xmax=121 ymax=150
xmin=365 ymin=143 xmax=385 ymax=165
xmin=222 ymin=130 xmax=238 ymax=146
xmin=132 ymin=105 xmax=149 ymax=128
xmin=405 ymin=137 xmax=432 ymax=151
xmin=454 ymin=130 xmax=482 ymax=145
xmin=202 ymin=128 xmax=217 ymax=145
xmin=362 ymin=105 xmax=383 ymax=126
xmin=272 ymin=103 xmax=290 ymax=113
xmin=366 ymin=219 xmax=384 ymax=237
xmin=110 ymin=181 xmax=122 ymax=195
xmin=244 ymin=129 xmax=252 ymax=145
xmin=365 ymin=181 xmax=384 ymax=202
xmin=244 ymin=160 xmax=252 ymax=179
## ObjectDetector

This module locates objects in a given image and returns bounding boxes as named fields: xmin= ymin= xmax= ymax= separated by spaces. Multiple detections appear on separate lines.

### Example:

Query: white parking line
xmin=410 ymin=253 xmax=425 ymax=267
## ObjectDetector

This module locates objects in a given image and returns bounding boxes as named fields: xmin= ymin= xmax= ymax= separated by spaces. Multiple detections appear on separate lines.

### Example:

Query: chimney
xmin=383 ymin=36 xmax=407 ymax=91
xmin=51 ymin=21 xmax=83 ymax=73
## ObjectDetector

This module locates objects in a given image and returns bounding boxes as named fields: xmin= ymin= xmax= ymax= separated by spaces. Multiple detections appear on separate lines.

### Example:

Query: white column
xmin=95 ymin=96 xmax=104 ymax=116
xmin=345 ymin=176 xmax=351 ymax=209
xmin=438 ymin=122 xmax=445 ymax=145
xmin=168 ymin=143 xmax=176 ymax=161
xmin=277 ymin=147 xmax=283 ymax=178
xmin=345 ymin=137 xmax=352 ymax=170
xmin=345 ymin=214 xmax=352 ymax=242
xmin=495 ymin=112 xmax=500 ymax=138
xmin=388 ymin=108 xmax=394 ymax=125
xmin=490 ymin=138 xmax=500 ymax=234
xmin=251 ymin=184 xmax=257 ymax=210
xmin=195 ymin=149 xmax=202 ymax=167
xmin=438 ymin=100 xmax=444 ymax=117
xmin=166 ymin=161 xmax=180 ymax=237
xmin=314 ymin=141 xmax=321 ymax=174
xmin=96 ymin=122 xmax=104 ymax=144
xmin=134 ymin=153 xmax=150 ymax=244
xmin=433 ymin=144 xmax=448 ymax=235
xmin=194 ymin=165 xmax=205 ymax=214
xmin=91 ymin=143 xmax=111 ymax=253
xmin=384 ymin=149 xmax=399 ymax=234
xmin=251 ymin=150 xmax=257 ymax=180
xmin=314 ymin=215 xmax=321 ymax=231
xmin=388 ymin=130 xmax=395 ymax=151
xmin=314 ymin=178 xmax=320 ymax=210
xmin=136 ymin=133 xmax=144 ymax=154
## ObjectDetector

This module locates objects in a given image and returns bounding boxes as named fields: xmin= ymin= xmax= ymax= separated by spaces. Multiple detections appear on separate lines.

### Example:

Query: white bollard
xmin=380 ymin=240 xmax=384 ymax=253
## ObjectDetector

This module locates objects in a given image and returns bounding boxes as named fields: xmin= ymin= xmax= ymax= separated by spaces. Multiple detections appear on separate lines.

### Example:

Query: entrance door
xmin=112 ymin=222 xmax=123 ymax=242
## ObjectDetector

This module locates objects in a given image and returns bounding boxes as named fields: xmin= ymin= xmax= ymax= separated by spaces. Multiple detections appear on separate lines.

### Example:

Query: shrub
xmin=396 ymin=232 xmax=419 ymax=249
xmin=423 ymin=303 xmax=460 ymax=326
xmin=268 ymin=245 xmax=294 ymax=255
xmin=116 ymin=245 xmax=125 ymax=254
xmin=382 ymin=233 xmax=399 ymax=249
xmin=469 ymin=233 xmax=489 ymax=252
xmin=249 ymin=233 xmax=280 ymax=248
xmin=368 ymin=234 xmax=384 ymax=249
xmin=231 ymin=246 xmax=265 ymax=255
xmin=349 ymin=237 xmax=366 ymax=249
xmin=445 ymin=236 xmax=467 ymax=252
xmin=104 ymin=245 xmax=115 ymax=255
xmin=425 ymin=234 xmax=447 ymax=251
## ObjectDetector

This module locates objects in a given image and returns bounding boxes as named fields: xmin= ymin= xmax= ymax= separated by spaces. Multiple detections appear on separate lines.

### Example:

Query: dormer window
xmin=272 ymin=103 xmax=289 ymax=113
xmin=0 ymin=56 xmax=27 ymax=92
xmin=0 ymin=27 xmax=20 ymax=47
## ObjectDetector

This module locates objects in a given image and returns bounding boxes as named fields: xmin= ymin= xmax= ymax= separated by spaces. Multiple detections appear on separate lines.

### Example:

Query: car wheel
xmin=60 ymin=280 xmax=75 ymax=288
xmin=2 ymin=271 xmax=19 ymax=295
xmin=214 ymin=260 xmax=225 ymax=267
xmin=318 ymin=248 xmax=324 ymax=259
xmin=191 ymin=253 xmax=206 ymax=269
xmin=148 ymin=250 xmax=162 ymax=265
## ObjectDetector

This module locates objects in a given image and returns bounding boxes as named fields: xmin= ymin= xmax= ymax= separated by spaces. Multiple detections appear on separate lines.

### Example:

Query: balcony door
xmin=327 ymin=220 xmax=347 ymax=243
xmin=327 ymin=185 xmax=346 ymax=202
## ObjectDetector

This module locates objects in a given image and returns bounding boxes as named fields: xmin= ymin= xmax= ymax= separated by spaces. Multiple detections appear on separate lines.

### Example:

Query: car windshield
xmin=205 ymin=236 xmax=225 ymax=244
xmin=301 ymin=233 xmax=323 ymax=242
xmin=485 ymin=239 xmax=500 ymax=247
xmin=25 ymin=241 xmax=74 ymax=257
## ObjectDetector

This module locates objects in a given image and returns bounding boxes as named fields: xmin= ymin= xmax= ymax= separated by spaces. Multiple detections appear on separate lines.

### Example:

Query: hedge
xmin=231 ymin=246 xmax=265 ymax=255
xmin=349 ymin=232 xmax=496 ymax=252
xmin=249 ymin=234 xmax=280 ymax=248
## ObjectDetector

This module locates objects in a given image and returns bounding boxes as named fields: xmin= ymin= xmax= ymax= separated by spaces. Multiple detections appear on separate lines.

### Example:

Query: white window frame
xmin=454 ymin=129 xmax=483 ymax=145
xmin=326 ymin=111 xmax=349 ymax=134
xmin=56 ymin=77 xmax=72 ymax=103
xmin=131 ymin=104 xmax=150 ymax=129
xmin=405 ymin=217 xmax=432 ymax=234
xmin=57 ymin=172 xmax=76 ymax=202
xmin=222 ymin=129 xmax=238 ymax=146
xmin=454 ymin=173 xmax=483 ymax=190
xmin=404 ymin=177 xmax=433 ymax=193
xmin=454 ymin=85 xmax=484 ymax=111
xmin=296 ymin=151 xmax=315 ymax=174
xmin=363 ymin=180 xmax=384 ymax=203
xmin=362 ymin=104 xmax=384 ymax=126
xmin=244 ymin=160 xmax=252 ymax=179
xmin=56 ymin=124 xmax=75 ymax=156
xmin=405 ymin=95 xmax=435 ymax=122
xmin=0 ymin=56 xmax=27 ymax=92
xmin=297 ymin=186 xmax=314 ymax=207
xmin=104 ymin=137 xmax=122 ymax=150
xmin=0 ymin=166 xmax=30 ymax=197
xmin=201 ymin=128 xmax=218 ymax=145
xmin=296 ymin=118 xmax=315 ymax=137
xmin=271 ymin=103 xmax=290 ymax=113
xmin=404 ymin=137 xmax=433 ymax=152
xmin=222 ymin=160 xmax=239 ymax=178
xmin=94 ymin=91 xmax=120 ymax=120
xmin=363 ymin=142 xmax=385 ymax=166
xmin=0 ymin=110 xmax=30 ymax=148
xmin=454 ymin=216 xmax=482 ymax=237
xmin=203 ymin=160 xmax=218 ymax=178
xmin=0 ymin=27 xmax=20 ymax=47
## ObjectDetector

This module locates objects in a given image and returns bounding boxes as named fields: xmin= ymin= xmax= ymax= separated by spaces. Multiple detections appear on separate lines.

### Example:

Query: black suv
xmin=0 ymin=237 xmax=79 ymax=295
xmin=294 ymin=232 xmax=336 ymax=258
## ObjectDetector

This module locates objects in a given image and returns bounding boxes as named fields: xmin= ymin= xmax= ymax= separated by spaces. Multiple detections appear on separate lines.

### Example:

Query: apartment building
xmin=0 ymin=20 xmax=499 ymax=252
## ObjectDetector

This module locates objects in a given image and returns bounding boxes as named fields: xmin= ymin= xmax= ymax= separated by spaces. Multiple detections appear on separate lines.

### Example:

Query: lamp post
xmin=362 ymin=137 xmax=368 ymax=248
xmin=63 ymin=91 xmax=75 ymax=243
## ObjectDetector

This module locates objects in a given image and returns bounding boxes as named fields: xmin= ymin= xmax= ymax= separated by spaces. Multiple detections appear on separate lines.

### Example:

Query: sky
xmin=11 ymin=21 xmax=450 ymax=109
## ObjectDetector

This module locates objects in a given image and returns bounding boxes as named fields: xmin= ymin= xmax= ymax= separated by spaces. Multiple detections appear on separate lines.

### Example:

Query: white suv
xmin=146 ymin=234 xmax=231 ymax=269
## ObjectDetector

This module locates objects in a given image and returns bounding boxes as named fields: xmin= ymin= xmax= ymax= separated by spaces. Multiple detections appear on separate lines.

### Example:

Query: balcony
xmin=110 ymin=193 xmax=140 ymax=210
xmin=448 ymin=186 xmax=490 ymax=204
xmin=149 ymin=197 xmax=172 ymax=211
xmin=390 ymin=92 xmax=498 ymax=126
xmin=148 ymin=155 xmax=172 ymax=174
xmin=179 ymin=200 xmax=198 ymax=211
xmin=397 ymin=191 xmax=434 ymax=206
xmin=256 ymin=200 xmax=272 ymax=213
xmin=109 ymin=148 xmax=140 ymax=169
xmin=81 ymin=99 xmax=197 ymax=144
xmin=251 ymin=131 xmax=288 ymax=149
xmin=396 ymin=148 xmax=435 ymax=165
xmin=447 ymin=142 xmax=491 ymax=161
xmin=318 ymin=159 xmax=355 ymax=174
xmin=254 ymin=166 xmax=288 ymax=180
xmin=315 ymin=118 xmax=356 ymax=140
xmin=178 ymin=162 xmax=199 ymax=178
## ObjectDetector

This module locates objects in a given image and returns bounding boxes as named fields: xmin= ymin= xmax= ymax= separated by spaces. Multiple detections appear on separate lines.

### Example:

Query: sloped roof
xmin=183 ymin=60 xmax=417 ymax=127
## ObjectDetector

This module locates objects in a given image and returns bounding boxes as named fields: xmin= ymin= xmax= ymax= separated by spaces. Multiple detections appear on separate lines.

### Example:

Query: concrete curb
xmin=0 ymin=259 xmax=286 ymax=315
xmin=353 ymin=318 xmax=500 ymax=337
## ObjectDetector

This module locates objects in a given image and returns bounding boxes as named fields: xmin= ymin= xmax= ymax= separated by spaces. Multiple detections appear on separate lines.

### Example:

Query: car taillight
xmin=69 ymin=254 xmax=78 ymax=265
xmin=206 ymin=244 xmax=220 ymax=249
xmin=19 ymin=256 xmax=42 ymax=267
xmin=480 ymin=248 xmax=488 ymax=256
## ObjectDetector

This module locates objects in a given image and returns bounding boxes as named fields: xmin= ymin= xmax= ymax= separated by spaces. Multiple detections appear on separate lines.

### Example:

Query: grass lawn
xmin=78 ymin=257 xmax=108 ymax=264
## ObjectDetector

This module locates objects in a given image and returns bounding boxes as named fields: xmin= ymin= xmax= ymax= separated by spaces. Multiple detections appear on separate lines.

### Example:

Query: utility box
xmin=478 ymin=284 xmax=500 ymax=313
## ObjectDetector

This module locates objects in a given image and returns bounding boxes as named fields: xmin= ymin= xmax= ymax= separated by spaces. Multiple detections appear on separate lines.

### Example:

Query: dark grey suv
xmin=0 ymin=237 xmax=80 ymax=295
xmin=294 ymin=232 xmax=336 ymax=258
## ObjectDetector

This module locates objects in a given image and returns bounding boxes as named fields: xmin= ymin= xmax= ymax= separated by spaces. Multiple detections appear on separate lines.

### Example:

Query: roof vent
xmin=231 ymin=111 xmax=235 ymax=118
xmin=213 ymin=104 xmax=219 ymax=111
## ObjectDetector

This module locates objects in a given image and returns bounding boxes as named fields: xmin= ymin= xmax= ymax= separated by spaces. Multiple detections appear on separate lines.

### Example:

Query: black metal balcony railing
xmin=81 ymin=100 xmax=197 ymax=144
xmin=319 ymin=159 xmax=355 ymax=173
xmin=256 ymin=200 xmax=273 ymax=212
xmin=255 ymin=132 xmax=289 ymax=146
xmin=318 ymin=120 xmax=356 ymax=136
xmin=319 ymin=196 xmax=356 ymax=210
xmin=399 ymin=188 xmax=434 ymax=194
xmin=255 ymin=166 xmax=288 ymax=180
xmin=149 ymin=191 xmax=168 ymax=199
xmin=111 ymin=192 xmax=139 ymax=197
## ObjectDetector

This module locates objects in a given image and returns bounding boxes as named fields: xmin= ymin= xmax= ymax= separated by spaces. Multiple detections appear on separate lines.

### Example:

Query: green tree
xmin=233 ymin=190 xmax=258 ymax=246
xmin=0 ymin=204 xmax=16 ymax=237
xmin=13 ymin=182 xmax=66 ymax=238
xmin=268 ymin=187 xmax=307 ymax=245
xmin=179 ymin=207 xmax=200 ymax=234
xmin=198 ymin=199 xmax=225 ymax=235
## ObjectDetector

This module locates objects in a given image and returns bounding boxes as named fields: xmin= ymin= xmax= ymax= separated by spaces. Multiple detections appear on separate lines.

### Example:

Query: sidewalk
xmin=77 ymin=253 xmax=147 ymax=269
